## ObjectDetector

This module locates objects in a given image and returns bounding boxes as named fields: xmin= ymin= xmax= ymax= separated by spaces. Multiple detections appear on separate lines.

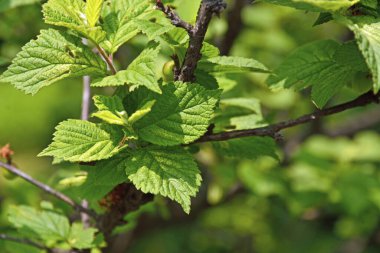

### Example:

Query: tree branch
xmin=0 ymin=234 xmax=49 ymax=251
xmin=178 ymin=0 xmax=227 ymax=82
xmin=196 ymin=91 xmax=380 ymax=143
xmin=220 ymin=0 xmax=248 ymax=55
xmin=0 ymin=161 xmax=97 ymax=219
xmin=96 ymin=45 xmax=117 ymax=75
xmin=156 ymin=0 xmax=193 ymax=32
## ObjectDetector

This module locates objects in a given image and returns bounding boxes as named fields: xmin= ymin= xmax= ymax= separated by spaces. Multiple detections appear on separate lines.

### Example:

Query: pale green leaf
xmin=213 ymin=137 xmax=278 ymax=160
xmin=134 ymin=19 xmax=174 ymax=41
xmin=8 ymin=205 xmax=70 ymax=243
xmin=0 ymin=29 xmax=107 ymax=95
xmin=348 ymin=21 xmax=380 ymax=92
xmin=39 ymin=119 xmax=124 ymax=162
xmin=92 ymin=44 xmax=161 ymax=93
xmin=220 ymin=98 xmax=262 ymax=115
xmin=262 ymin=0 xmax=358 ymax=12
xmin=86 ymin=0 xmax=103 ymax=27
xmin=92 ymin=95 xmax=127 ymax=125
xmin=133 ymin=82 xmax=221 ymax=146
xmin=125 ymin=146 xmax=201 ymax=213
xmin=101 ymin=0 xmax=153 ymax=53
xmin=68 ymin=223 xmax=97 ymax=249
xmin=198 ymin=56 xmax=269 ymax=73
xmin=43 ymin=0 xmax=106 ymax=43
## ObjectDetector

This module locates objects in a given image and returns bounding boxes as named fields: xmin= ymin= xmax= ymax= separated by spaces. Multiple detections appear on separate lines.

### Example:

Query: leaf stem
xmin=96 ymin=45 xmax=117 ymax=75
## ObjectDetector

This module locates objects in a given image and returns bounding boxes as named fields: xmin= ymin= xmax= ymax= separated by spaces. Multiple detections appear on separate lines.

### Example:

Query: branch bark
xmin=196 ymin=91 xmax=380 ymax=143
xmin=156 ymin=1 xmax=193 ymax=32
xmin=0 ymin=161 xmax=97 ymax=218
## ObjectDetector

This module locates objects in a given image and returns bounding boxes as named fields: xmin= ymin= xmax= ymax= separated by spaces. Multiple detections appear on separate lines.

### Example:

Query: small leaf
xmin=0 ymin=29 xmax=107 ymax=95
xmin=86 ymin=0 xmax=103 ymax=27
xmin=198 ymin=56 xmax=269 ymax=73
xmin=92 ymin=44 xmax=161 ymax=93
xmin=125 ymin=146 xmax=201 ymax=213
xmin=92 ymin=95 xmax=127 ymax=125
xmin=39 ymin=120 xmax=124 ymax=162
xmin=68 ymin=223 xmax=98 ymax=249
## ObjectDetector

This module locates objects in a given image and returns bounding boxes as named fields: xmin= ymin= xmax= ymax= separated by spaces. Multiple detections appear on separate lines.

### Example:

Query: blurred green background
xmin=1 ymin=0 xmax=380 ymax=252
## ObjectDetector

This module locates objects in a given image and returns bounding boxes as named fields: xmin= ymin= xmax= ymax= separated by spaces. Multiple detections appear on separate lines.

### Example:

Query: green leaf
xmin=125 ymin=146 xmax=201 ymax=213
xmin=220 ymin=98 xmax=262 ymax=115
xmin=134 ymin=18 xmax=175 ymax=41
xmin=0 ymin=29 xmax=107 ymax=95
xmin=348 ymin=21 xmax=380 ymax=92
xmin=101 ymin=0 xmax=153 ymax=53
xmin=68 ymin=223 xmax=98 ymax=249
xmin=262 ymin=0 xmax=359 ymax=12
xmin=92 ymin=44 xmax=161 ymax=93
xmin=92 ymin=95 xmax=127 ymax=125
xmin=198 ymin=56 xmax=269 ymax=73
xmin=0 ymin=0 xmax=40 ymax=13
xmin=267 ymin=40 xmax=366 ymax=108
xmin=77 ymin=155 xmax=129 ymax=200
xmin=86 ymin=0 xmax=103 ymax=27
xmin=39 ymin=119 xmax=124 ymax=162
xmin=8 ymin=205 xmax=70 ymax=244
xmin=43 ymin=0 xmax=106 ymax=43
xmin=133 ymin=82 xmax=221 ymax=146
xmin=213 ymin=137 xmax=278 ymax=160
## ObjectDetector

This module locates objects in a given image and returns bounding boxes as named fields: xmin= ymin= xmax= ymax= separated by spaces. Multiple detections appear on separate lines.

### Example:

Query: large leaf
xmin=43 ymin=0 xmax=105 ymax=43
xmin=262 ymin=0 xmax=359 ymax=12
xmin=101 ymin=0 xmax=153 ymax=53
xmin=348 ymin=21 xmax=380 ymax=92
xmin=133 ymin=82 xmax=221 ymax=146
xmin=39 ymin=119 xmax=124 ymax=162
xmin=197 ymin=56 xmax=269 ymax=73
xmin=0 ymin=29 xmax=107 ymax=95
xmin=267 ymin=40 xmax=367 ymax=108
xmin=125 ymin=146 xmax=201 ymax=213
xmin=92 ymin=44 xmax=161 ymax=93
xmin=77 ymin=155 xmax=129 ymax=201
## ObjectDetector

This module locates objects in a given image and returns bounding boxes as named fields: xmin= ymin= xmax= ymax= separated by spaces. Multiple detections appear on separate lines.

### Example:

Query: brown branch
xmin=220 ymin=0 xmax=248 ymax=55
xmin=0 ymin=161 xmax=97 ymax=219
xmin=156 ymin=0 xmax=193 ymax=32
xmin=96 ymin=45 xmax=117 ymax=75
xmin=0 ymin=234 xmax=49 ymax=251
xmin=178 ymin=0 xmax=227 ymax=82
xmin=196 ymin=91 xmax=380 ymax=143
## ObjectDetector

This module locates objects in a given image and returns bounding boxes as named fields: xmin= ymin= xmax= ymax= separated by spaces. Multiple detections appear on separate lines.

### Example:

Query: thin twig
xmin=196 ymin=91 xmax=380 ymax=143
xmin=96 ymin=45 xmax=117 ymax=75
xmin=0 ymin=234 xmax=49 ymax=251
xmin=156 ymin=0 xmax=193 ymax=32
xmin=0 ymin=161 xmax=97 ymax=218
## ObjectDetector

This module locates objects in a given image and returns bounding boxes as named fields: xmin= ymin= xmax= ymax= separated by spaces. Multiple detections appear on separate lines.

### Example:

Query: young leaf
xmin=101 ymin=0 xmax=153 ymax=53
xmin=133 ymin=82 xmax=221 ymax=146
xmin=92 ymin=44 xmax=161 ymax=93
xmin=198 ymin=56 xmax=269 ymax=73
xmin=86 ymin=0 xmax=103 ymax=28
xmin=39 ymin=120 xmax=124 ymax=162
xmin=125 ymin=146 xmax=201 ymax=214
xmin=213 ymin=137 xmax=278 ymax=160
xmin=92 ymin=95 xmax=127 ymax=125
xmin=43 ymin=0 xmax=105 ymax=43
xmin=68 ymin=223 xmax=98 ymax=249
xmin=0 ymin=29 xmax=107 ymax=95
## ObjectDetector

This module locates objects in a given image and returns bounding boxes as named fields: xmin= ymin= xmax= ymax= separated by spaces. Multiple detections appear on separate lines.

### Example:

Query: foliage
xmin=1 ymin=0 xmax=380 ymax=252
